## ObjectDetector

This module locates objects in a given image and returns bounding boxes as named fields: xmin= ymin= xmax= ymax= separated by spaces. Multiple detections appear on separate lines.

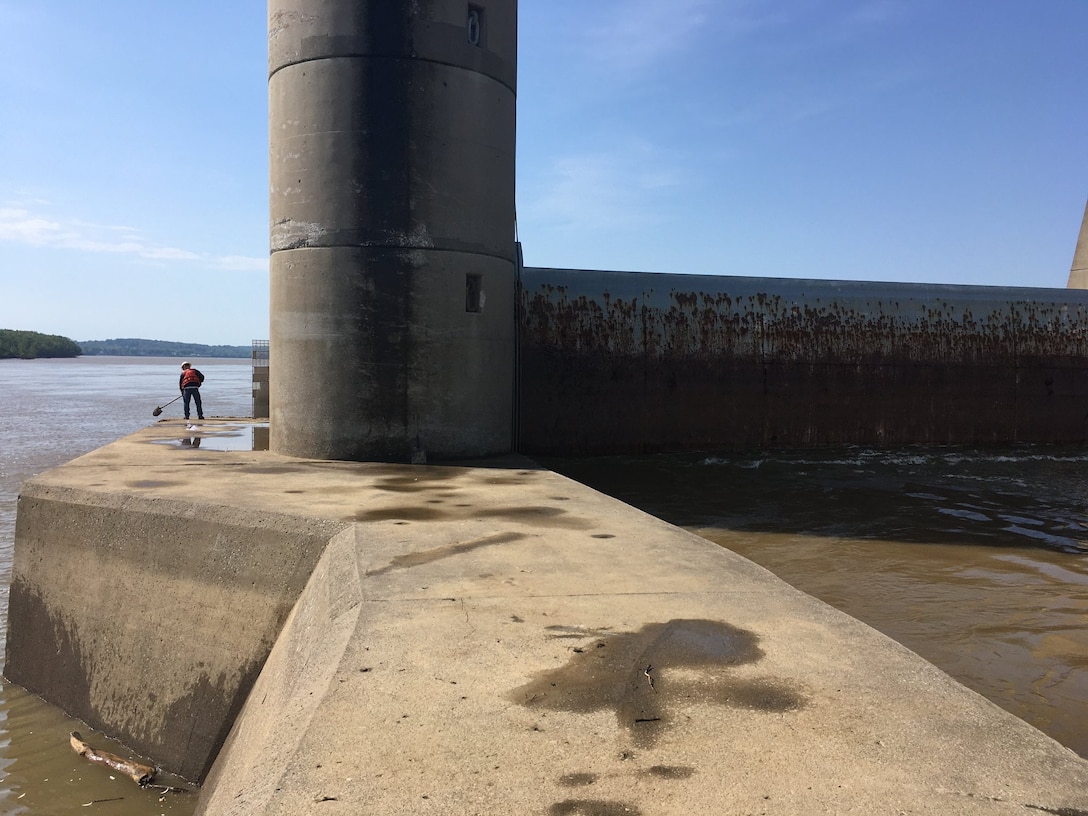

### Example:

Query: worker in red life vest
xmin=179 ymin=361 xmax=206 ymax=421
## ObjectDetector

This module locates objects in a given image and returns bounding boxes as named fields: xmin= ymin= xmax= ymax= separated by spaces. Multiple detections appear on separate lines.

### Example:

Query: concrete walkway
xmin=9 ymin=420 xmax=1088 ymax=814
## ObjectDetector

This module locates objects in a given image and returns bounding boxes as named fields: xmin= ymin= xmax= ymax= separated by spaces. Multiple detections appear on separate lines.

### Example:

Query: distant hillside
xmin=0 ymin=329 xmax=81 ymax=359
xmin=78 ymin=338 xmax=253 ymax=358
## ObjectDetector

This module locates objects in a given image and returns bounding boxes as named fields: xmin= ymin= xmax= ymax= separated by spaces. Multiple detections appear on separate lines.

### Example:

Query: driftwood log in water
xmin=69 ymin=731 xmax=156 ymax=786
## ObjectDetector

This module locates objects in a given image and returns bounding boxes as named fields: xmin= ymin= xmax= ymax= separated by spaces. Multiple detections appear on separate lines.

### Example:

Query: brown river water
xmin=0 ymin=357 xmax=253 ymax=815
xmin=1 ymin=357 xmax=1086 ymax=813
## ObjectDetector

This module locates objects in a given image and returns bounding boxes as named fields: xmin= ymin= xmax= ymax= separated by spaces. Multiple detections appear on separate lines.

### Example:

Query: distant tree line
xmin=0 ymin=329 xmax=81 ymax=359
xmin=78 ymin=338 xmax=252 ymax=358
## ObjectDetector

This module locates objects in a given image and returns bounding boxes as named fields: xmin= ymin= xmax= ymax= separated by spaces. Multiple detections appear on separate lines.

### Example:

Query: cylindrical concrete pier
xmin=268 ymin=1 xmax=517 ymax=461
xmin=1068 ymin=198 xmax=1088 ymax=289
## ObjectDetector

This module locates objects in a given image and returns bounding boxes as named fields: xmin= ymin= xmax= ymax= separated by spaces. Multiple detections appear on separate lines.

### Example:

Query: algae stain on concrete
xmin=4 ymin=581 xmax=93 ymax=724
xmin=162 ymin=658 xmax=265 ymax=782
xmin=371 ymin=469 xmax=467 ymax=493
xmin=558 ymin=772 xmax=599 ymax=787
xmin=510 ymin=619 xmax=807 ymax=748
xmin=550 ymin=800 xmax=642 ymax=816
xmin=4 ymin=581 xmax=259 ymax=782
xmin=353 ymin=505 xmax=447 ymax=522
xmin=353 ymin=503 xmax=591 ymax=528
xmin=646 ymin=764 xmax=695 ymax=779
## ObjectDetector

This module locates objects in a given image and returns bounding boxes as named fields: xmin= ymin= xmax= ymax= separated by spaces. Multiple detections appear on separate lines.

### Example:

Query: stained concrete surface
xmin=6 ymin=419 xmax=1088 ymax=813
xmin=268 ymin=0 xmax=517 ymax=461
xmin=519 ymin=269 xmax=1088 ymax=453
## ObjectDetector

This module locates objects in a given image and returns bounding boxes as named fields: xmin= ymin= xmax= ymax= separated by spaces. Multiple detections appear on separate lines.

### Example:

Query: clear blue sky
xmin=1 ymin=1 xmax=1085 ymax=346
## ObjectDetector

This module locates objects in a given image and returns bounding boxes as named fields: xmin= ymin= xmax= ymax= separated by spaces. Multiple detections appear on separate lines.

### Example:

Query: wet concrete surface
xmin=147 ymin=420 xmax=269 ymax=451
xmin=510 ymin=619 xmax=807 ymax=748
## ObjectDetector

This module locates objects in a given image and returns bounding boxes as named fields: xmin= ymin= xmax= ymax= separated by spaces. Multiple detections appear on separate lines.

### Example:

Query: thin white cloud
xmin=64 ymin=238 xmax=147 ymax=254
xmin=690 ymin=0 xmax=920 ymax=130
xmin=524 ymin=141 xmax=684 ymax=233
xmin=581 ymin=0 xmax=785 ymax=74
xmin=583 ymin=0 xmax=714 ymax=73
xmin=216 ymin=255 xmax=268 ymax=272
xmin=840 ymin=0 xmax=907 ymax=29
xmin=0 ymin=206 xmax=263 ymax=271
xmin=70 ymin=218 xmax=141 ymax=236
xmin=0 ymin=208 xmax=61 ymax=244
xmin=140 ymin=246 xmax=203 ymax=261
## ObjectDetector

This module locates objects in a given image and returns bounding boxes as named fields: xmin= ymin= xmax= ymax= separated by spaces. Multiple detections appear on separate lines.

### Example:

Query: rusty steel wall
xmin=517 ymin=268 xmax=1088 ymax=455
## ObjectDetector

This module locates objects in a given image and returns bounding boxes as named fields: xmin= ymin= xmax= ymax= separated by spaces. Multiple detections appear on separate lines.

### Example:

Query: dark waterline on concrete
xmin=0 ymin=357 xmax=253 ymax=815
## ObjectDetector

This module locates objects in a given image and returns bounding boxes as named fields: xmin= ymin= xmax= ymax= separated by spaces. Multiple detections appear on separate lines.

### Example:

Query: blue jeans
xmin=183 ymin=387 xmax=203 ymax=419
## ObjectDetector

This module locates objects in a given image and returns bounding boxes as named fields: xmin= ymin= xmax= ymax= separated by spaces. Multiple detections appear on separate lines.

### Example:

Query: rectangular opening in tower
xmin=467 ymin=5 xmax=485 ymax=47
xmin=466 ymin=274 xmax=483 ymax=312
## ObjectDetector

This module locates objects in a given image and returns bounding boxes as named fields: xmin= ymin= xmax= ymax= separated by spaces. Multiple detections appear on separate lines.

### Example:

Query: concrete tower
xmin=1068 ymin=199 xmax=1088 ymax=289
xmin=268 ymin=1 xmax=517 ymax=461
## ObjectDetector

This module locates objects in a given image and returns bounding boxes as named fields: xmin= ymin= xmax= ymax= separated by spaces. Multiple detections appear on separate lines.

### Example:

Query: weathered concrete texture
xmin=271 ymin=249 xmax=515 ymax=460
xmin=519 ymin=268 xmax=1088 ymax=454
xmin=1069 ymin=198 xmax=1088 ymax=288
xmin=268 ymin=0 xmax=517 ymax=462
xmin=4 ymin=424 xmax=347 ymax=781
xmin=7 ymin=421 xmax=1088 ymax=812
xmin=189 ymin=443 xmax=1088 ymax=814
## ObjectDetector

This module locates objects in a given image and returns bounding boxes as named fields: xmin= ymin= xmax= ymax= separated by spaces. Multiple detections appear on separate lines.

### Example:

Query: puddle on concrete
xmin=149 ymin=423 xmax=269 ymax=451
xmin=510 ymin=619 xmax=807 ymax=748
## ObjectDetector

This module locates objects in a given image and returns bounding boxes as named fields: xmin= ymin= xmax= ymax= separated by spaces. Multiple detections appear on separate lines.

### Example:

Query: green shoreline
xmin=0 ymin=330 xmax=254 ymax=360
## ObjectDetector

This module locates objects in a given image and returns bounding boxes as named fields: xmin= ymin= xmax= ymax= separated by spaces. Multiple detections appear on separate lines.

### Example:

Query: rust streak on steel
xmin=517 ymin=268 xmax=1088 ymax=455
